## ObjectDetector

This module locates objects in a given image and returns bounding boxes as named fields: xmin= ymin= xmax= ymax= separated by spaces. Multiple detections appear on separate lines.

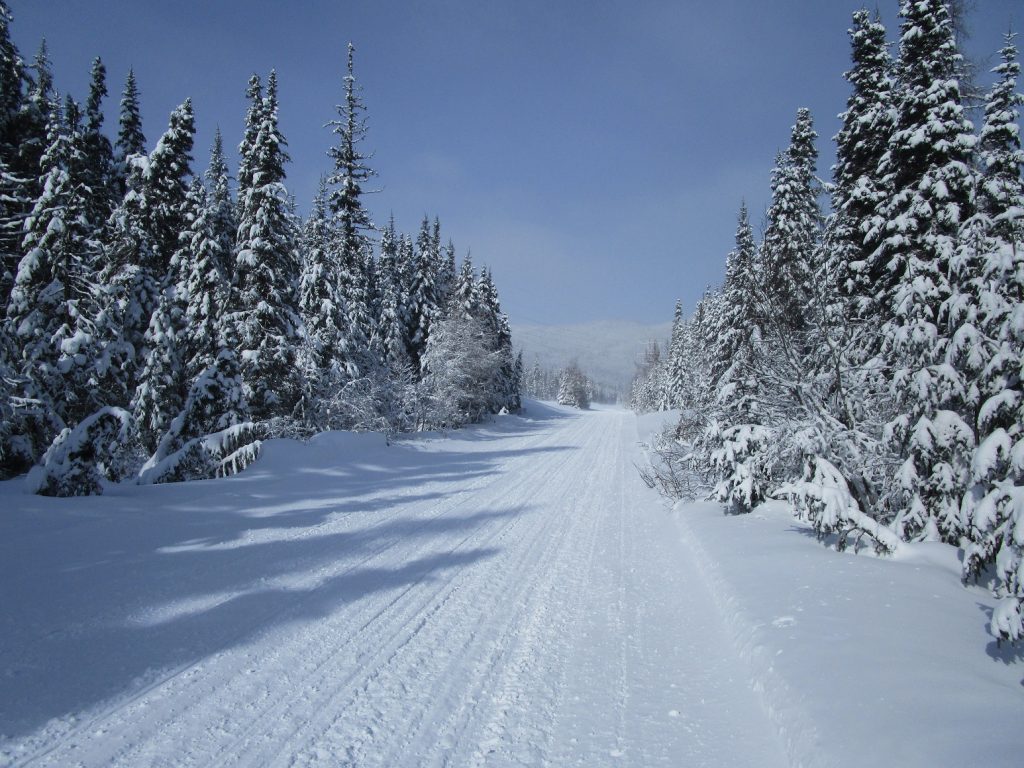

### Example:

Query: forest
xmin=0 ymin=3 xmax=521 ymax=496
xmin=632 ymin=0 xmax=1024 ymax=647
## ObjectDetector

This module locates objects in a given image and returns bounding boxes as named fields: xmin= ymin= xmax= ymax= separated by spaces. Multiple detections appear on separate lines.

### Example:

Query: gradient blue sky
xmin=10 ymin=1 xmax=1021 ymax=325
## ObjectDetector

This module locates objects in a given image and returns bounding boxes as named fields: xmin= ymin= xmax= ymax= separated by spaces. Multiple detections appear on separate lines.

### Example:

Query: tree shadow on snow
xmin=976 ymin=602 xmax=1024 ymax=676
xmin=0 ymin=412 xmax=569 ymax=742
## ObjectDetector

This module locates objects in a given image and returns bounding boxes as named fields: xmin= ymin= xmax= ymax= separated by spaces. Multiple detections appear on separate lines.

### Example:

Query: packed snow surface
xmin=0 ymin=402 xmax=1020 ymax=766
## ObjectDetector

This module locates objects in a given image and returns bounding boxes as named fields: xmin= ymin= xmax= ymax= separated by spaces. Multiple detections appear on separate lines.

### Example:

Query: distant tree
xmin=421 ymin=315 xmax=504 ymax=428
xmin=558 ymin=361 xmax=591 ymax=410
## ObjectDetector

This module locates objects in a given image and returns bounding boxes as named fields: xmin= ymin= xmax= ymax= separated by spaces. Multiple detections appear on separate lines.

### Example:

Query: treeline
xmin=0 ymin=3 xmax=521 ymax=495
xmin=522 ymin=357 xmax=618 ymax=408
xmin=636 ymin=1 xmax=1024 ymax=645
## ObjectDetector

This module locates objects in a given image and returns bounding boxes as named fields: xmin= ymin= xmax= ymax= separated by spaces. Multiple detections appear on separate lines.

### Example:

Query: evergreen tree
xmin=100 ymin=154 xmax=159 ymax=390
xmin=204 ymin=128 xmax=235 ymax=278
xmin=558 ymin=361 xmax=590 ymax=410
xmin=99 ymin=100 xmax=194 ymax=389
xmin=0 ymin=2 xmax=29 ymax=308
xmin=448 ymin=251 xmax=478 ymax=321
xmin=176 ymin=177 xmax=229 ymax=381
xmin=227 ymin=70 xmax=301 ymax=421
xmin=8 ymin=100 xmax=96 ymax=441
xmin=236 ymin=74 xmax=262 ymax=200
xmin=145 ymin=98 xmax=194 ymax=273
xmin=877 ymin=0 xmax=978 ymax=542
xmin=82 ymin=56 xmax=115 ymax=231
xmin=297 ymin=177 xmax=357 ymax=425
xmin=476 ymin=266 xmax=518 ymax=412
xmin=958 ymin=33 xmax=1024 ymax=644
xmin=709 ymin=203 xmax=760 ymax=391
xmin=977 ymin=34 xmax=1024 ymax=243
xmin=375 ymin=216 xmax=411 ymax=373
xmin=131 ymin=292 xmax=183 ymax=452
xmin=17 ymin=39 xmax=52 ymax=192
xmin=114 ymin=68 xmax=145 ymax=195
xmin=407 ymin=216 xmax=438 ymax=371
xmin=0 ymin=1 xmax=23 ymax=158
xmin=760 ymin=109 xmax=822 ymax=339
xmin=833 ymin=9 xmax=895 ymax=306
xmin=327 ymin=43 xmax=376 ymax=367
xmin=666 ymin=299 xmax=686 ymax=408
xmin=0 ymin=154 xmax=27 ymax=311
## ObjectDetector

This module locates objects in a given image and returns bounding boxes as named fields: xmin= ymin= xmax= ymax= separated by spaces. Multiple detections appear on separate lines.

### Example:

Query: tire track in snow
xmin=252 ymin=412 xmax=602 ymax=767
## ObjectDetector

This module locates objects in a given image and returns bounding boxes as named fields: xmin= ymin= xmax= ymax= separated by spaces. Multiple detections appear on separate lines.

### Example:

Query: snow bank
xmin=672 ymin=500 xmax=1024 ymax=768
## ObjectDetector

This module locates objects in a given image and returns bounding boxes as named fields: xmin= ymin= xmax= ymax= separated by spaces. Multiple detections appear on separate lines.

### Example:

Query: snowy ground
xmin=0 ymin=402 xmax=1020 ymax=766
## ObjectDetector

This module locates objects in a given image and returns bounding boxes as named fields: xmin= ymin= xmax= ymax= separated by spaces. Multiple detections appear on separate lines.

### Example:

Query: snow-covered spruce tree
xmin=874 ymin=0 xmax=977 ymax=544
xmin=407 ymin=215 xmax=441 ymax=373
xmin=114 ymin=68 xmax=145 ymax=197
xmin=0 ymin=2 xmax=30 ymax=310
xmin=420 ymin=314 xmax=505 ymax=429
xmin=97 ymin=153 xmax=158 ymax=400
xmin=226 ymin=70 xmax=301 ymax=421
xmin=98 ymin=99 xmax=194 ymax=399
xmin=0 ymin=0 xmax=23 ymax=157
xmin=131 ymin=291 xmax=183 ymax=453
xmin=760 ymin=109 xmax=822 ymax=341
xmin=296 ymin=177 xmax=350 ymax=428
xmin=205 ymin=128 xmax=235 ymax=272
xmin=665 ymin=299 xmax=687 ymax=409
xmin=976 ymin=34 xmax=1024 ymax=245
xmin=26 ymin=406 xmax=136 ymax=496
xmin=630 ymin=339 xmax=667 ymax=413
xmin=438 ymin=235 xmax=457 ymax=310
xmin=708 ymin=203 xmax=759 ymax=393
xmin=696 ymin=286 xmax=778 ymax=516
xmin=476 ymin=266 xmax=519 ymax=412
xmin=447 ymin=250 xmax=478 ymax=321
xmin=396 ymin=231 xmax=417 ymax=358
xmin=145 ymin=98 xmax=194 ymax=274
xmin=82 ymin=57 xmax=115 ymax=233
xmin=235 ymin=74 xmax=263 ymax=201
xmin=7 ymin=99 xmax=98 ymax=447
xmin=15 ymin=40 xmax=51 ymax=203
xmin=957 ymin=34 xmax=1024 ymax=644
xmin=558 ymin=361 xmax=590 ymax=410
xmin=833 ymin=9 xmax=895 ymax=311
xmin=0 ymin=316 xmax=29 ymax=476
xmin=138 ymin=318 xmax=253 ymax=485
xmin=0 ymin=149 xmax=28 ymax=310
xmin=691 ymin=206 xmax=773 ymax=511
xmin=375 ymin=216 xmax=413 ymax=375
xmin=327 ymin=43 xmax=377 ymax=380
xmin=177 ymin=146 xmax=232 ymax=382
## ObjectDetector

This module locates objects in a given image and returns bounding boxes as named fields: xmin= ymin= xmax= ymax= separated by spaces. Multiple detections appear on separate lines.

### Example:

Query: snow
xmin=0 ymin=403 xmax=1020 ymax=766
xmin=626 ymin=382 xmax=1024 ymax=768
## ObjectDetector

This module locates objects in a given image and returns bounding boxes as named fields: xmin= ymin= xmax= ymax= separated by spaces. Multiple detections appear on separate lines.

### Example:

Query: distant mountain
xmin=511 ymin=320 xmax=672 ymax=394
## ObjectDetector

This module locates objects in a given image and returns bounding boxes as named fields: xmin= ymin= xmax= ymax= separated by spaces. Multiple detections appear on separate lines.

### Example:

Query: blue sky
xmin=10 ymin=0 xmax=1021 ymax=325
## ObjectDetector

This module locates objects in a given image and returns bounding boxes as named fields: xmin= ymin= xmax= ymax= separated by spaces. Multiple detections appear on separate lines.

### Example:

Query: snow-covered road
xmin=1 ymin=403 xmax=787 ymax=767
